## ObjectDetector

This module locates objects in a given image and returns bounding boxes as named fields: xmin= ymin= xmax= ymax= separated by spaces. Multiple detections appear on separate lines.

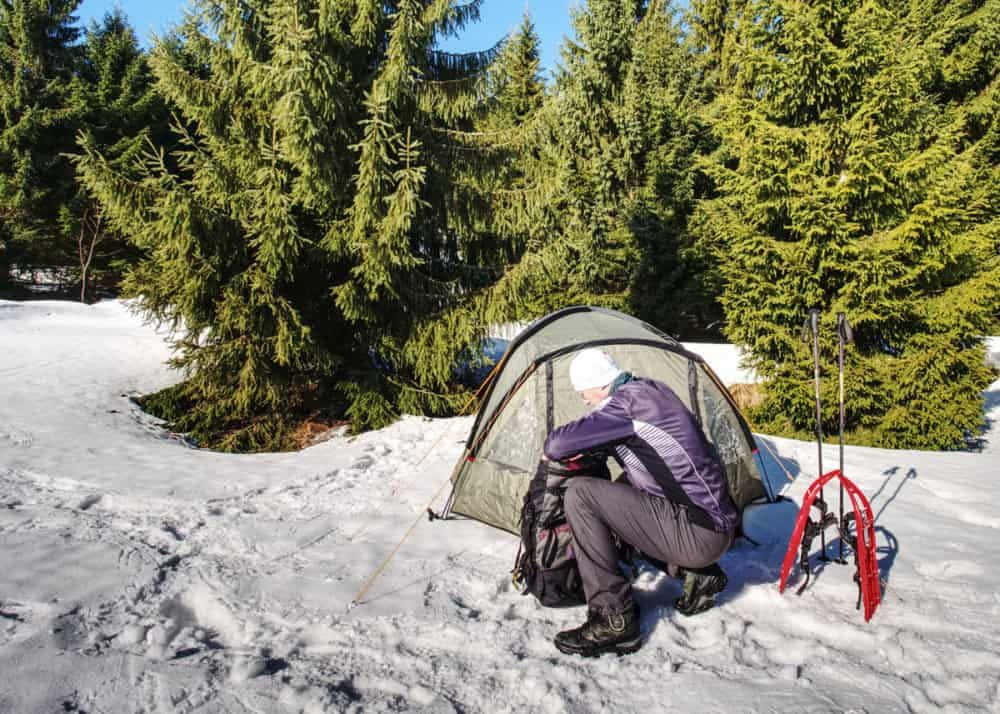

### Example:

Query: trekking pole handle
xmin=837 ymin=312 xmax=853 ymax=344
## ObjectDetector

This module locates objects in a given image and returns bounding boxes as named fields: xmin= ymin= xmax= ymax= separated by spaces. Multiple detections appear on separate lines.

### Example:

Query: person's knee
xmin=564 ymin=477 xmax=596 ymax=517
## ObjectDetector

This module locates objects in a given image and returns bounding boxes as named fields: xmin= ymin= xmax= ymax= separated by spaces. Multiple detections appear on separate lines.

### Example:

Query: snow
xmin=986 ymin=337 xmax=1000 ymax=370
xmin=1 ymin=299 xmax=999 ymax=713
xmin=682 ymin=341 xmax=760 ymax=385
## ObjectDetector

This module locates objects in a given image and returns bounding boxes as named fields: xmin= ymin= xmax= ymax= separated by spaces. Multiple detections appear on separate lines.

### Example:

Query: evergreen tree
xmin=531 ymin=0 xmax=719 ymax=336
xmin=399 ymin=2 xmax=637 ymax=389
xmin=447 ymin=12 xmax=547 ymax=293
xmin=621 ymin=2 xmax=723 ymax=336
xmin=0 ymin=0 xmax=85 ymax=287
xmin=406 ymin=0 xmax=722 ymax=399
xmin=72 ymin=10 xmax=166 ymax=300
xmin=404 ymin=0 xmax=726 ymax=413
xmin=373 ymin=7 xmax=561 ymax=399
xmin=692 ymin=0 xmax=1000 ymax=449
xmin=548 ymin=0 xmax=646 ymax=312
xmin=76 ymin=0 xmax=518 ymax=450
xmin=485 ymin=14 xmax=544 ymax=129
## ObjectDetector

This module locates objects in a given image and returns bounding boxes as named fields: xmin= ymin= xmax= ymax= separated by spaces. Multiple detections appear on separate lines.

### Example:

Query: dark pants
xmin=564 ymin=477 xmax=734 ymax=615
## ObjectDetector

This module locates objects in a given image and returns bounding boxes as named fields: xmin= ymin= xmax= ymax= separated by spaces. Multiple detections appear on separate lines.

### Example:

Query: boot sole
xmin=554 ymin=635 xmax=643 ymax=658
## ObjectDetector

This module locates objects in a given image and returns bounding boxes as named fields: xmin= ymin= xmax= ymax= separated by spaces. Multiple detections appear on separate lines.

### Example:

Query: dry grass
xmin=292 ymin=418 xmax=350 ymax=450
xmin=728 ymin=383 xmax=765 ymax=413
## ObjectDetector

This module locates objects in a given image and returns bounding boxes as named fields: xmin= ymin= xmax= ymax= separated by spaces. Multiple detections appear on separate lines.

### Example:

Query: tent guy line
xmin=349 ymin=419 xmax=467 ymax=609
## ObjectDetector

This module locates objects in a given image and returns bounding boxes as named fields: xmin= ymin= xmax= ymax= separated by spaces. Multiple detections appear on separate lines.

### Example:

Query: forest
xmin=1 ymin=0 xmax=997 ymax=452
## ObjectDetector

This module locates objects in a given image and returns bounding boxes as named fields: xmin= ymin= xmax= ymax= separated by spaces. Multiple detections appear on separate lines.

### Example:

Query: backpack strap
xmin=512 ymin=457 xmax=547 ymax=587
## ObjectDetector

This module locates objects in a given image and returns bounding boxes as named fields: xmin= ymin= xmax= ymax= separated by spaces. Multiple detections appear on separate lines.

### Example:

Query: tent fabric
xmin=448 ymin=306 xmax=769 ymax=536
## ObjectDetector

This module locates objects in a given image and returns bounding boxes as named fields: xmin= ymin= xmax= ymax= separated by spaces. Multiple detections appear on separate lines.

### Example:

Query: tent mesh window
xmin=698 ymin=374 xmax=760 ymax=508
xmin=480 ymin=378 xmax=545 ymax=474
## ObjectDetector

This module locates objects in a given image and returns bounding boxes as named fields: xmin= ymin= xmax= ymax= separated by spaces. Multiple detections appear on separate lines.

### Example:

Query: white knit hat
xmin=569 ymin=348 xmax=623 ymax=392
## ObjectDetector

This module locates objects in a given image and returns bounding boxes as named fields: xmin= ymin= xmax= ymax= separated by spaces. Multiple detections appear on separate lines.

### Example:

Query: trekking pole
xmin=836 ymin=312 xmax=853 ymax=563
xmin=805 ymin=308 xmax=829 ymax=561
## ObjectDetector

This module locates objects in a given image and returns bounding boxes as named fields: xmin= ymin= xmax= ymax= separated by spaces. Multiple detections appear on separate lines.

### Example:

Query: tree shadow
xmin=973 ymin=383 xmax=1000 ymax=450
xmin=985 ymin=387 xmax=1000 ymax=412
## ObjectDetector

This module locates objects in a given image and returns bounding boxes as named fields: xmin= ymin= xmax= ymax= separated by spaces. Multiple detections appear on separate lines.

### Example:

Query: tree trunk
xmin=78 ymin=209 xmax=101 ymax=304
xmin=0 ymin=247 xmax=10 ymax=291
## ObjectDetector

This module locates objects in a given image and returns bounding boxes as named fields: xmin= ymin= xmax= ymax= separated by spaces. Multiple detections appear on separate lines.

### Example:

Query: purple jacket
xmin=544 ymin=378 xmax=738 ymax=533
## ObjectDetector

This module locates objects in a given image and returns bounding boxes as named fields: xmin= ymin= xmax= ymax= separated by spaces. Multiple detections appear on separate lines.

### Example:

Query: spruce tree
xmin=0 ymin=0 xmax=85 ymax=287
xmin=692 ymin=0 xmax=1000 ymax=449
xmin=406 ymin=0 xmax=722 ymax=396
xmin=72 ymin=10 xmax=165 ymax=300
xmin=523 ymin=0 xmax=719 ymax=336
xmin=620 ymin=2 xmax=724 ymax=336
xmin=548 ymin=0 xmax=646 ymax=311
xmin=324 ymin=0 xmax=525 ymax=425
xmin=76 ymin=0 xmax=521 ymax=450
xmin=376 ymin=7 xmax=561 ymax=398
xmin=486 ymin=14 xmax=544 ymax=129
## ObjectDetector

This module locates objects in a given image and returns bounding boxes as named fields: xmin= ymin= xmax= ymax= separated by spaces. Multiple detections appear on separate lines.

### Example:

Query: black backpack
xmin=511 ymin=454 xmax=610 ymax=608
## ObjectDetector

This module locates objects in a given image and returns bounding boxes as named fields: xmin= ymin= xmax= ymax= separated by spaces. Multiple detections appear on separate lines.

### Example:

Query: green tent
xmin=442 ymin=306 xmax=771 ymax=534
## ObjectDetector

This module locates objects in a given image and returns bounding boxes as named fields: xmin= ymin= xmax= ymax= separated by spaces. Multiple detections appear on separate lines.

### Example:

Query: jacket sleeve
xmin=543 ymin=396 xmax=635 ymax=461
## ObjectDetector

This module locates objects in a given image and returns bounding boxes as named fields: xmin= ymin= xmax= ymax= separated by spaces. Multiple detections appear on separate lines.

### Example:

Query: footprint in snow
xmin=77 ymin=494 xmax=103 ymax=511
xmin=914 ymin=560 xmax=984 ymax=580
xmin=351 ymin=455 xmax=375 ymax=471
xmin=2 ymin=429 xmax=33 ymax=447
xmin=675 ymin=614 xmax=725 ymax=650
xmin=51 ymin=607 xmax=91 ymax=652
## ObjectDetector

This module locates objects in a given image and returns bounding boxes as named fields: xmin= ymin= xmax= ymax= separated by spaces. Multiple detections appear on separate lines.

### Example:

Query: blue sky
xmin=76 ymin=1 xmax=580 ymax=79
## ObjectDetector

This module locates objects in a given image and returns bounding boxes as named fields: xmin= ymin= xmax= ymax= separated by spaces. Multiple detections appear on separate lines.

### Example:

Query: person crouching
xmin=544 ymin=348 xmax=738 ymax=657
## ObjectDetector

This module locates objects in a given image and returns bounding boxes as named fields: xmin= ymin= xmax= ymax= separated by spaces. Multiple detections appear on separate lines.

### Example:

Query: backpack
xmin=511 ymin=454 xmax=610 ymax=607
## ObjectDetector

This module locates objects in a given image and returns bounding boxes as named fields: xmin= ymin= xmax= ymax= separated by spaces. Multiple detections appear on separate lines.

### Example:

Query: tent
xmin=441 ymin=306 xmax=772 ymax=534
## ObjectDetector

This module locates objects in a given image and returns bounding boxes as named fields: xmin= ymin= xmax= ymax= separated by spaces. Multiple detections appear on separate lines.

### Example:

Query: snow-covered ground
xmin=1 ymin=299 xmax=999 ymax=714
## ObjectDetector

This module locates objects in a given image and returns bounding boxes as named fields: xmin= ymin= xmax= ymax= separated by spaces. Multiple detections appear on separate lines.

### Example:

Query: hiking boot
xmin=554 ymin=602 xmax=642 ymax=657
xmin=674 ymin=563 xmax=727 ymax=616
